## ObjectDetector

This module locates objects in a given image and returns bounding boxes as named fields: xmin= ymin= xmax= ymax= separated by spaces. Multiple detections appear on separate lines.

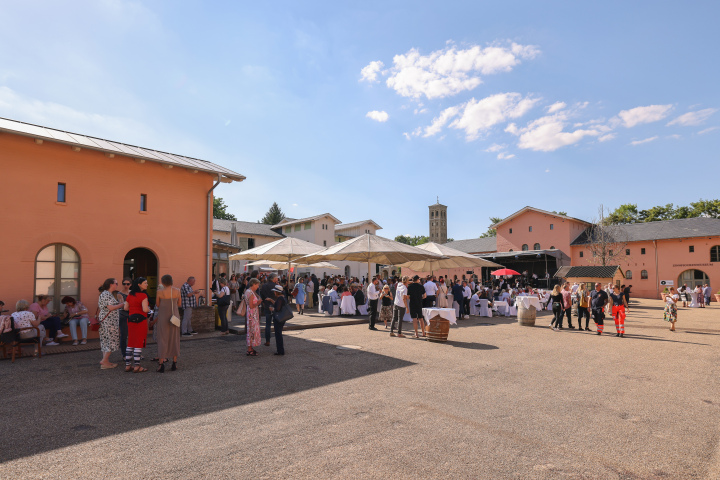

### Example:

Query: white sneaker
xmin=45 ymin=341 xmax=60 ymax=346
xmin=56 ymin=333 xmax=69 ymax=339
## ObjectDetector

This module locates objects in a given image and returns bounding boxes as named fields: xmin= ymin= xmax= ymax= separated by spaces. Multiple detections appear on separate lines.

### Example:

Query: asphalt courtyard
xmin=2 ymin=298 xmax=719 ymax=479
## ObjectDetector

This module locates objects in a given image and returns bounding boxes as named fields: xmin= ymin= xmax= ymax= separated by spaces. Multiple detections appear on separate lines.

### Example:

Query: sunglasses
xmin=123 ymin=282 xmax=131 ymax=286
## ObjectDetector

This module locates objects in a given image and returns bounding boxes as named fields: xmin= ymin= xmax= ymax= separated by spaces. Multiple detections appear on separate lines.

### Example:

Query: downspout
xmin=207 ymin=175 xmax=222 ymax=298
xmin=653 ymin=240 xmax=659 ymax=298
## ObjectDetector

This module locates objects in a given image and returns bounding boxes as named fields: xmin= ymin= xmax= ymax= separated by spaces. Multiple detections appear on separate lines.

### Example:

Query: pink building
xmin=445 ymin=206 xmax=720 ymax=298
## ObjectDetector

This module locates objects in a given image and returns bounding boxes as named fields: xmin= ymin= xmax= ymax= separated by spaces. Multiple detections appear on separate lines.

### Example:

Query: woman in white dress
xmin=436 ymin=278 xmax=448 ymax=308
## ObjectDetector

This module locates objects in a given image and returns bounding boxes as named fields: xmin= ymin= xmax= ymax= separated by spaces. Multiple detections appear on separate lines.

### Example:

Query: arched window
xmin=35 ymin=244 xmax=80 ymax=312
xmin=521 ymin=244 xmax=529 ymax=251
xmin=711 ymin=246 xmax=720 ymax=262
xmin=509 ymin=249 xmax=514 ymax=252
xmin=625 ymin=270 xmax=633 ymax=279
xmin=550 ymin=246 xmax=555 ymax=249
xmin=641 ymin=270 xmax=648 ymax=280
xmin=533 ymin=243 xmax=541 ymax=250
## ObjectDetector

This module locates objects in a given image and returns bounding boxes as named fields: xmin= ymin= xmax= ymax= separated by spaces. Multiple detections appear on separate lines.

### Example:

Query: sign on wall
xmin=660 ymin=280 xmax=674 ymax=286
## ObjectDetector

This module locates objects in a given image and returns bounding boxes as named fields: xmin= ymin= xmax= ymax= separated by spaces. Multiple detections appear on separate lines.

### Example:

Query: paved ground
xmin=1 ymin=299 xmax=719 ymax=479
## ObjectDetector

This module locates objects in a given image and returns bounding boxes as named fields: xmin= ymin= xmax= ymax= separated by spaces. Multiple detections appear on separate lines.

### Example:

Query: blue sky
xmin=1 ymin=1 xmax=718 ymax=240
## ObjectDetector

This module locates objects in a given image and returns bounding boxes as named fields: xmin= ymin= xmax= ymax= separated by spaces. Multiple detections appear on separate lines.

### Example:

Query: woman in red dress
xmin=123 ymin=277 xmax=150 ymax=373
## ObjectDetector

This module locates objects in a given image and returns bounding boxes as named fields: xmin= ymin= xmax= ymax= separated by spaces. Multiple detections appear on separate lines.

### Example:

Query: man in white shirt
xmin=390 ymin=276 xmax=409 ymax=337
xmin=367 ymin=277 xmax=380 ymax=331
xmin=469 ymin=279 xmax=475 ymax=292
xmin=328 ymin=285 xmax=339 ymax=315
xmin=305 ymin=277 xmax=314 ymax=309
xmin=462 ymin=281 xmax=472 ymax=318
xmin=423 ymin=276 xmax=438 ymax=308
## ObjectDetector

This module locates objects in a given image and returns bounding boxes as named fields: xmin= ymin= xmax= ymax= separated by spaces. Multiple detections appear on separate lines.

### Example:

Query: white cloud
xmin=599 ymin=133 xmax=616 ymax=142
xmin=667 ymin=108 xmax=717 ymax=126
xmin=224 ymin=119 xmax=231 ymax=126
xmin=667 ymin=134 xmax=682 ymax=140
xmin=497 ymin=152 xmax=515 ymax=159
xmin=698 ymin=126 xmax=719 ymax=135
xmin=366 ymin=110 xmax=389 ymax=122
xmin=422 ymin=106 xmax=460 ymax=137
xmin=448 ymin=93 xmax=539 ymax=140
xmin=292 ymin=203 xmax=298 ymax=207
xmin=547 ymin=102 xmax=566 ymax=113
xmin=545 ymin=169 xmax=550 ymax=173
xmin=485 ymin=143 xmax=506 ymax=152
xmin=630 ymin=136 xmax=658 ymax=146
xmin=617 ymin=104 xmax=672 ymax=128
xmin=359 ymin=60 xmax=384 ymax=83
xmin=508 ymin=110 xmax=601 ymax=152
xmin=375 ymin=41 xmax=539 ymax=99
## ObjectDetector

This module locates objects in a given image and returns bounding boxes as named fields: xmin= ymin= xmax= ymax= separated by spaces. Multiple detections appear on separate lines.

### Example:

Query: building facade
xmin=0 ymin=117 xmax=244 ymax=313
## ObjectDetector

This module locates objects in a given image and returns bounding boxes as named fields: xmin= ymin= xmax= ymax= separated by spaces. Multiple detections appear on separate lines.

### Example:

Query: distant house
xmin=212 ymin=219 xmax=284 ymax=275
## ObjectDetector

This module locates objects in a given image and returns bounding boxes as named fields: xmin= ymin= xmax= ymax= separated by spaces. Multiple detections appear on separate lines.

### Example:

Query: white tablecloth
xmin=422 ymin=308 xmax=457 ymax=326
xmin=494 ymin=300 xmax=509 ymax=316
xmin=689 ymin=291 xmax=699 ymax=308
xmin=515 ymin=296 xmax=542 ymax=310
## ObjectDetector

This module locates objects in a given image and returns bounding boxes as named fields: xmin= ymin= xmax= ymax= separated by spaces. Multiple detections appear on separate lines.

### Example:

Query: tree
xmin=259 ymin=202 xmax=285 ymax=225
xmin=394 ymin=235 xmax=429 ymax=246
xmin=690 ymin=199 xmax=720 ymax=218
xmin=606 ymin=204 xmax=640 ymax=225
xmin=213 ymin=197 xmax=236 ymax=220
xmin=639 ymin=203 xmax=675 ymax=222
xmin=552 ymin=211 xmax=568 ymax=216
xmin=584 ymin=205 xmax=629 ymax=266
xmin=479 ymin=217 xmax=503 ymax=238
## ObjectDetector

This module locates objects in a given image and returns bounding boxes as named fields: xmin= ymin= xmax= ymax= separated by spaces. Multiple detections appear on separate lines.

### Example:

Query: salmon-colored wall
xmin=571 ymin=237 xmax=720 ymax=298
xmin=495 ymin=210 xmax=588 ymax=253
xmin=0 ymin=132 xmax=216 ymax=314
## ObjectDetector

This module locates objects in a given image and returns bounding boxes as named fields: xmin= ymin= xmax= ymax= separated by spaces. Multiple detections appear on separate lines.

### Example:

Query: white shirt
xmin=571 ymin=284 xmax=579 ymax=293
xmin=463 ymin=286 xmax=472 ymax=299
xmin=424 ymin=281 xmax=438 ymax=296
xmin=329 ymin=289 xmax=339 ymax=302
xmin=394 ymin=284 xmax=408 ymax=308
xmin=306 ymin=280 xmax=314 ymax=292
xmin=368 ymin=283 xmax=380 ymax=300
xmin=469 ymin=281 xmax=475 ymax=291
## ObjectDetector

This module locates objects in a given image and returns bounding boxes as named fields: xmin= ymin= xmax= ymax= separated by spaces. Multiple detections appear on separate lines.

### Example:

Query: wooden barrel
xmin=426 ymin=315 xmax=450 ymax=342
xmin=517 ymin=303 xmax=537 ymax=326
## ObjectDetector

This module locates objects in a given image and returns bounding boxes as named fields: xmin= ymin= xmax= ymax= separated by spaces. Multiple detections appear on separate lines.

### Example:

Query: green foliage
xmin=213 ymin=197 xmax=236 ymax=221
xmin=606 ymin=199 xmax=720 ymax=224
xmin=479 ymin=217 xmax=503 ymax=238
xmin=394 ymin=235 xmax=430 ymax=246
xmin=259 ymin=202 xmax=285 ymax=225
xmin=552 ymin=211 xmax=568 ymax=216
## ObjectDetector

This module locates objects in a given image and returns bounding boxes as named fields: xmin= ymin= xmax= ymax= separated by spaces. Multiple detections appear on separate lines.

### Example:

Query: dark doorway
xmin=124 ymin=248 xmax=159 ymax=305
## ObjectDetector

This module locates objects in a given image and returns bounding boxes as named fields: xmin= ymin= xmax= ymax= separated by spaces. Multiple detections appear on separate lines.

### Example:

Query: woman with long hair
xmin=549 ymin=285 xmax=563 ymax=331
xmin=155 ymin=274 xmax=181 ymax=372
xmin=576 ymin=283 xmax=591 ymax=331
xmin=98 ymin=278 xmax=123 ymax=369
xmin=244 ymin=278 xmax=263 ymax=356
xmin=123 ymin=277 xmax=150 ymax=372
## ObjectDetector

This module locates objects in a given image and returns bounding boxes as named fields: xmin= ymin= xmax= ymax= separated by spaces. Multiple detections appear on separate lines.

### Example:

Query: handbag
xmin=128 ymin=314 xmax=146 ymax=323
xmin=292 ymin=287 xmax=299 ymax=297
xmin=169 ymin=288 xmax=181 ymax=328
xmin=275 ymin=304 xmax=294 ymax=325
xmin=217 ymin=288 xmax=231 ymax=306
xmin=236 ymin=296 xmax=247 ymax=316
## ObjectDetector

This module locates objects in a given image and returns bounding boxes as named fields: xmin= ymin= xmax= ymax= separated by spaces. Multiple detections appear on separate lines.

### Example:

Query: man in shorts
xmin=407 ymin=275 xmax=426 ymax=338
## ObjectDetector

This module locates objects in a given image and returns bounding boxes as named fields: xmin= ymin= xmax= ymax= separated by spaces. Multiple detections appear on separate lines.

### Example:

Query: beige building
xmin=212 ymin=219 xmax=284 ymax=275
xmin=429 ymin=201 xmax=448 ymax=244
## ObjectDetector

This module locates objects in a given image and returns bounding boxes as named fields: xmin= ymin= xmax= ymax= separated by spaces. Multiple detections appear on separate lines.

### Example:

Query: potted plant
xmin=715 ymin=290 xmax=720 ymax=304
xmin=660 ymin=287 xmax=669 ymax=301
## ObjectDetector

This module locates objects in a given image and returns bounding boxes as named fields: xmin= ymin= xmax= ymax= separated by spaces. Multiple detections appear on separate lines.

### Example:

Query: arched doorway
xmin=344 ymin=265 xmax=351 ymax=278
xmin=124 ymin=248 xmax=159 ymax=305
xmin=678 ymin=269 xmax=709 ymax=290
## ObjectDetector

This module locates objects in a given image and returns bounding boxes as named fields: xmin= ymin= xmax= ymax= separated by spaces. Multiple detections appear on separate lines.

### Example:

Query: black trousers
xmin=273 ymin=315 xmax=285 ymax=354
xmin=218 ymin=305 xmax=230 ymax=333
xmin=424 ymin=295 xmax=436 ymax=308
xmin=369 ymin=299 xmax=378 ymax=328
xmin=464 ymin=299 xmax=470 ymax=316
xmin=577 ymin=306 xmax=590 ymax=329
xmin=552 ymin=307 xmax=563 ymax=327
xmin=563 ymin=308 xmax=573 ymax=327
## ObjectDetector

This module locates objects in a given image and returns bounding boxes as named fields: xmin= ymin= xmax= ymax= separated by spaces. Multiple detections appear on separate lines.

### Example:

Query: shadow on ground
xmin=0 ymin=334 xmax=414 ymax=463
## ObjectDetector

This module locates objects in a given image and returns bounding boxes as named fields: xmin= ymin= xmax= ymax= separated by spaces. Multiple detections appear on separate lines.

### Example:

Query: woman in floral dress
xmin=97 ymin=278 xmax=123 ymax=369
xmin=244 ymin=278 xmax=262 ymax=356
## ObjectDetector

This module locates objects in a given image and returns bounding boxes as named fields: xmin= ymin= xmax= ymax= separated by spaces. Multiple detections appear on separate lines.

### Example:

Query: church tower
xmin=429 ymin=198 xmax=448 ymax=244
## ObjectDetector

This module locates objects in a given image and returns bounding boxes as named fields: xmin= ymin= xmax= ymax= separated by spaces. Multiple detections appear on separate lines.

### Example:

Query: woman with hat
xmin=61 ymin=296 xmax=89 ymax=346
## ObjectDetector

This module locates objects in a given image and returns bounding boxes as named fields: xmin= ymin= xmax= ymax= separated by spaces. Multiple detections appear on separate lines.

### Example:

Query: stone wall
xmin=190 ymin=306 xmax=217 ymax=333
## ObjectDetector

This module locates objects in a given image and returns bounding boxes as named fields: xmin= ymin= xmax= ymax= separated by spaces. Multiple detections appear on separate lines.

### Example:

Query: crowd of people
xmin=1 ymin=269 xmax=712 ymax=365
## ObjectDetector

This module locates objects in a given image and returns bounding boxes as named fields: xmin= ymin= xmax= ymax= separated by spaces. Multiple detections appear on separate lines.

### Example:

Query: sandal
xmin=246 ymin=350 xmax=258 ymax=356
xmin=125 ymin=365 xmax=133 ymax=372
xmin=133 ymin=366 xmax=148 ymax=373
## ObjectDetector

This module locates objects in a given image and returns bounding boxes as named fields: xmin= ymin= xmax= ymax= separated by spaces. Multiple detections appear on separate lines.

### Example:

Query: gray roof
xmin=274 ymin=213 xmax=341 ymax=227
xmin=213 ymin=219 xmax=284 ymax=238
xmin=444 ymin=237 xmax=498 ymax=253
xmin=571 ymin=217 xmax=720 ymax=245
xmin=555 ymin=266 xmax=622 ymax=279
xmin=336 ymin=220 xmax=383 ymax=231
xmin=0 ymin=117 xmax=245 ymax=182
xmin=212 ymin=239 xmax=242 ymax=251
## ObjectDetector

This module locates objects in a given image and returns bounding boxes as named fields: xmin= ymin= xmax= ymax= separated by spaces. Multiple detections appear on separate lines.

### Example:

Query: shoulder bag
xmin=236 ymin=294 xmax=247 ymax=316
xmin=169 ymin=288 xmax=181 ymax=327
xmin=216 ymin=288 xmax=231 ymax=306
xmin=275 ymin=304 xmax=294 ymax=325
